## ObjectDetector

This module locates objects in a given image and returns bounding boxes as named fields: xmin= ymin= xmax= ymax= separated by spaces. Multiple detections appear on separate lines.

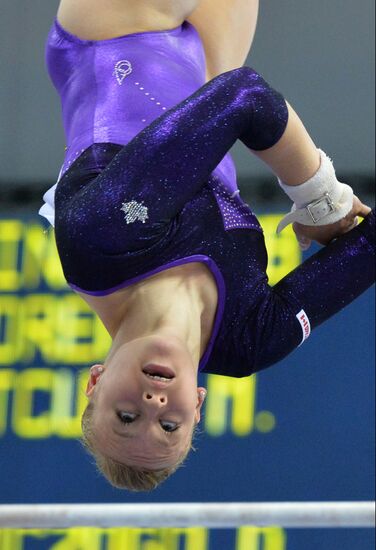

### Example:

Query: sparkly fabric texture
xmin=45 ymin=18 xmax=237 ymax=191
xmin=55 ymin=66 xmax=375 ymax=376
xmin=52 ymin=64 xmax=375 ymax=376
xmin=210 ymin=179 xmax=262 ymax=230
xmin=55 ymin=66 xmax=289 ymax=254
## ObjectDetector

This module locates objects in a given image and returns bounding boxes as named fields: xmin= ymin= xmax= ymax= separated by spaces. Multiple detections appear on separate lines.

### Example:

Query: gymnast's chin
xmin=80 ymin=334 xmax=207 ymax=492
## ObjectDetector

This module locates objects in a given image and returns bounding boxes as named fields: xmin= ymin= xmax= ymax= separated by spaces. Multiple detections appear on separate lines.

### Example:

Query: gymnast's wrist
xmin=276 ymin=149 xmax=354 ymax=233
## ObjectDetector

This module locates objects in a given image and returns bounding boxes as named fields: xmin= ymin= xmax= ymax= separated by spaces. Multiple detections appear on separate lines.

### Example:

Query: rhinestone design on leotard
xmin=120 ymin=200 xmax=149 ymax=224
xmin=211 ymin=181 xmax=262 ymax=232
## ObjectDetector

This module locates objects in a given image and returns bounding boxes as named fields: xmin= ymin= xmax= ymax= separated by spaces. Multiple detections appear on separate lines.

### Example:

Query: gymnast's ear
xmin=195 ymin=388 xmax=207 ymax=424
xmin=85 ymin=364 xmax=106 ymax=397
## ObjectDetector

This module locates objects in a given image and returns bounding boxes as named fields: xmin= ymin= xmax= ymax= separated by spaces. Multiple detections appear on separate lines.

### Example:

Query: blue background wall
xmin=0 ymin=214 xmax=374 ymax=550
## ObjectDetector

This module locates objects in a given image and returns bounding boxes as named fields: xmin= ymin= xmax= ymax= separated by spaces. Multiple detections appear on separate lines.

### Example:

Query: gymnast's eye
xmin=160 ymin=420 xmax=179 ymax=433
xmin=117 ymin=412 xmax=137 ymax=424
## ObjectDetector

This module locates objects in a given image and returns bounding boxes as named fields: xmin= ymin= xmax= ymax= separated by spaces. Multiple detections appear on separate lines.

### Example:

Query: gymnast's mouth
xmin=142 ymin=364 xmax=176 ymax=382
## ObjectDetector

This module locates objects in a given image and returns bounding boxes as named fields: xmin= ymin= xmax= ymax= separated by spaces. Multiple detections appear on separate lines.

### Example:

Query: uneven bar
xmin=0 ymin=502 xmax=374 ymax=529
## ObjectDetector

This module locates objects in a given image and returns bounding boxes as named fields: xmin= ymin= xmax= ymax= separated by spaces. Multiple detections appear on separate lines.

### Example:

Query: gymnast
xmin=40 ymin=0 xmax=375 ymax=491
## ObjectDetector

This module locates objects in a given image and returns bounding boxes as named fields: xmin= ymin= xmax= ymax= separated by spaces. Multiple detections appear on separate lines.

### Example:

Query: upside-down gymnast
xmin=40 ymin=0 xmax=375 ymax=491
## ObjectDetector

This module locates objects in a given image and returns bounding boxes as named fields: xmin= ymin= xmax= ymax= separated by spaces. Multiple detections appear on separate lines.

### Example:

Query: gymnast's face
xmin=85 ymin=336 xmax=206 ymax=469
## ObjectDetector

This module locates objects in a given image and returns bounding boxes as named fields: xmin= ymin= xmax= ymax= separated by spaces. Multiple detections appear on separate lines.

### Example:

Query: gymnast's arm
xmin=253 ymin=104 xmax=371 ymax=246
xmin=71 ymin=73 xmax=366 ymax=253
xmin=188 ymin=0 xmax=259 ymax=80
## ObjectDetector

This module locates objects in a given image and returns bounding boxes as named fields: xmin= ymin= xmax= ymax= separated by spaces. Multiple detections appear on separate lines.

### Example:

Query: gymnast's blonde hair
xmin=80 ymin=401 xmax=194 ymax=492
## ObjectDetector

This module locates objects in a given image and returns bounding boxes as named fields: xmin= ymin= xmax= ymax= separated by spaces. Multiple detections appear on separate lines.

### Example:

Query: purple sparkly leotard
xmin=46 ymin=18 xmax=236 ymax=191
xmin=42 ymin=20 xmax=375 ymax=377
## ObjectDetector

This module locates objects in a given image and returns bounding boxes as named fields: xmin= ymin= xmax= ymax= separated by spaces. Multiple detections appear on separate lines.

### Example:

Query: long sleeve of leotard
xmin=237 ymin=209 xmax=375 ymax=373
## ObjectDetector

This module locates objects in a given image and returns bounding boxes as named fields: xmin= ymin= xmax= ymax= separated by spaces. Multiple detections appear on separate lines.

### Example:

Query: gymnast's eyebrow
xmin=112 ymin=428 xmax=180 ymax=448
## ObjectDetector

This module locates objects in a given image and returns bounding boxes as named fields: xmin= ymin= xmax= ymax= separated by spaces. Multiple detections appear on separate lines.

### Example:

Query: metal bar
xmin=0 ymin=502 xmax=374 ymax=529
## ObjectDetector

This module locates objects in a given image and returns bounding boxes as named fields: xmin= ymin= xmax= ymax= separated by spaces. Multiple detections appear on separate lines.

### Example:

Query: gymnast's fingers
xmin=352 ymin=196 xmax=372 ymax=218
xmin=292 ymin=223 xmax=312 ymax=251
xmin=340 ymin=196 xmax=371 ymax=233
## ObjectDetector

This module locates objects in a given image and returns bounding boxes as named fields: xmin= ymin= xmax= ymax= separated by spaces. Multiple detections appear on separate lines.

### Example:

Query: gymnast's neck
xmin=78 ymin=262 xmax=218 ymax=367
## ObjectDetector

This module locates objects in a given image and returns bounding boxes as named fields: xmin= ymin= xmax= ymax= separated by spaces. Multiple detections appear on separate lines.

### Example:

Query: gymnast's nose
xmin=143 ymin=391 xmax=167 ymax=407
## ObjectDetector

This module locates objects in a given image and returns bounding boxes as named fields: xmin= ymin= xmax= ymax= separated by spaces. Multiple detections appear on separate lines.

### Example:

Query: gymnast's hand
xmin=292 ymin=195 xmax=372 ymax=250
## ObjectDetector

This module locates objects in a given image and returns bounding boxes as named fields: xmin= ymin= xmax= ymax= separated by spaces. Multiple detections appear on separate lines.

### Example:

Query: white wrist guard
xmin=276 ymin=149 xmax=354 ymax=233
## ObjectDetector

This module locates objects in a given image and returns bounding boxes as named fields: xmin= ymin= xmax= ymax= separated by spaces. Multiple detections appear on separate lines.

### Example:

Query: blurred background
xmin=0 ymin=1 xmax=374 ymax=549
xmin=1 ymin=0 xmax=374 ymax=208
